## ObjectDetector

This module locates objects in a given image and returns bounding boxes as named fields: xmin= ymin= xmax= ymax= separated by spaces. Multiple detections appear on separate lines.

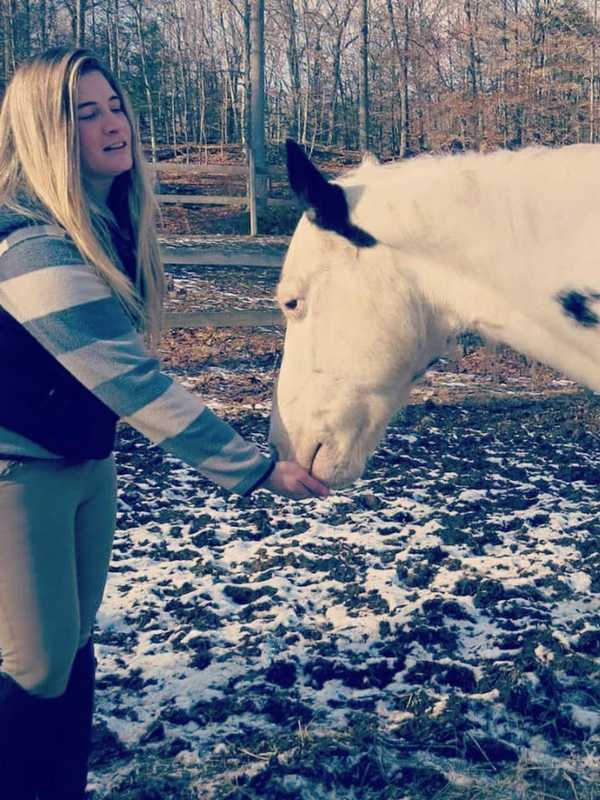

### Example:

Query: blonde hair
xmin=0 ymin=47 xmax=165 ymax=343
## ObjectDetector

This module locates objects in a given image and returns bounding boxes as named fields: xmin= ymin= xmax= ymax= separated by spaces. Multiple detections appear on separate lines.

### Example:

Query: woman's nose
xmin=102 ymin=113 xmax=121 ymax=135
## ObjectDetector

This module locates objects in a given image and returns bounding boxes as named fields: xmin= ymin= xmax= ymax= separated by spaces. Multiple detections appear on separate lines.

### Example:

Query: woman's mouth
xmin=103 ymin=142 xmax=127 ymax=152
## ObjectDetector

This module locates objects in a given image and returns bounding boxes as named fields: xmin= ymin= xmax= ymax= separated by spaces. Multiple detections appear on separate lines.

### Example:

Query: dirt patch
xmin=88 ymin=163 xmax=600 ymax=800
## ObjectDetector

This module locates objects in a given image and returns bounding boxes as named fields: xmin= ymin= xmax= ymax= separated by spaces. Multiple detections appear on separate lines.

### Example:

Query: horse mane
xmin=337 ymin=145 xmax=550 ymax=187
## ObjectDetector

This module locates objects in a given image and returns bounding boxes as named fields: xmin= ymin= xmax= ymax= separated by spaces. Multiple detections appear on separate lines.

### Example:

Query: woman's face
xmin=77 ymin=70 xmax=133 ymax=188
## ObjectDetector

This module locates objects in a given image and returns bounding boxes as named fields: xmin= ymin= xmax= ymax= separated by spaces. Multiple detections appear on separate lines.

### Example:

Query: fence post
xmin=247 ymin=145 xmax=258 ymax=236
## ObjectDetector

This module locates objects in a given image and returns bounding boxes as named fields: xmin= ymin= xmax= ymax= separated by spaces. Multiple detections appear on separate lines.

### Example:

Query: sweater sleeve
xmin=0 ymin=225 xmax=274 ymax=495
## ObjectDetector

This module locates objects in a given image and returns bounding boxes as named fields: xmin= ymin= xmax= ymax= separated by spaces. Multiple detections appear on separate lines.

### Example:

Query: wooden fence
xmin=154 ymin=160 xmax=293 ymax=329
xmin=161 ymin=244 xmax=282 ymax=269
xmin=162 ymin=309 xmax=284 ymax=329
xmin=153 ymin=161 xmax=295 ymax=236
xmin=160 ymin=241 xmax=286 ymax=331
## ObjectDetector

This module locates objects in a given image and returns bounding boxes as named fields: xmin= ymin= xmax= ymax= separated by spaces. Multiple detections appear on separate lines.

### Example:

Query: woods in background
xmin=1 ymin=0 xmax=599 ymax=158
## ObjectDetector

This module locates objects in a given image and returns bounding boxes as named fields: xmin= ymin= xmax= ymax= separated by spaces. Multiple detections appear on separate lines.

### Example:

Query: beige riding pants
xmin=0 ymin=456 xmax=116 ymax=698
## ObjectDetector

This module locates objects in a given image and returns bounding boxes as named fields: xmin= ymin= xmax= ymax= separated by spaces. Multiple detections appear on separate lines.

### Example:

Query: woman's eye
xmin=79 ymin=107 xmax=123 ymax=121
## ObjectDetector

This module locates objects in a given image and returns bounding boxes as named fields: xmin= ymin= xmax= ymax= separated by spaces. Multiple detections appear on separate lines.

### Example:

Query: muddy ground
xmin=87 ymin=154 xmax=600 ymax=799
xmin=84 ymin=256 xmax=600 ymax=800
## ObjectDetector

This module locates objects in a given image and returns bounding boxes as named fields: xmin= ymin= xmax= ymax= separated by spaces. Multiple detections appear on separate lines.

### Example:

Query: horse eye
xmin=279 ymin=295 xmax=306 ymax=319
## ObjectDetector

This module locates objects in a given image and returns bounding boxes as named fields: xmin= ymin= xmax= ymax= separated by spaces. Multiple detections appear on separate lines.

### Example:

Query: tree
xmin=249 ymin=0 xmax=267 ymax=229
xmin=0 ymin=0 xmax=598 ymax=157
xmin=127 ymin=0 xmax=158 ymax=161
xmin=386 ymin=0 xmax=410 ymax=155
xmin=358 ymin=0 xmax=369 ymax=150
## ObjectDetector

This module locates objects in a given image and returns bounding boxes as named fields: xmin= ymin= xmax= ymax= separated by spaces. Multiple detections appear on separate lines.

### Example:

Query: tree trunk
xmin=0 ymin=4 xmax=5 ymax=92
xmin=326 ymin=2 xmax=354 ymax=147
xmin=242 ymin=0 xmax=250 ymax=145
xmin=111 ymin=0 xmax=120 ymax=78
xmin=512 ymin=0 xmax=523 ymax=146
xmin=3 ymin=0 xmax=16 ymax=81
xmin=22 ymin=0 xmax=30 ymax=60
xmin=76 ymin=0 xmax=86 ymax=47
xmin=39 ymin=0 xmax=48 ymax=49
xmin=387 ymin=0 xmax=410 ymax=156
xmin=171 ymin=64 xmax=177 ymax=153
xmin=90 ymin=0 xmax=97 ymax=49
xmin=197 ymin=62 xmax=207 ymax=148
xmin=132 ymin=0 xmax=156 ymax=162
xmin=249 ymin=0 xmax=267 ymax=217
xmin=464 ymin=0 xmax=482 ymax=147
xmin=591 ymin=0 xmax=598 ymax=142
xmin=401 ymin=3 xmax=410 ymax=154
xmin=358 ymin=0 xmax=369 ymax=151
xmin=531 ymin=0 xmax=549 ymax=142
xmin=285 ymin=0 xmax=301 ymax=140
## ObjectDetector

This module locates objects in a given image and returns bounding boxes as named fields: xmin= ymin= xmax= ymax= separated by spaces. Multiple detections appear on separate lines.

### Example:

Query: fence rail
xmin=154 ymin=158 xmax=342 ymax=229
xmin=156 ymin=194 xmax=294 ymax=208
xmin=161 ymin=239 xmax=286 ymax=330
xmin=163 ymin=309 xmax=284 ymax=329
xmin=157 ymin=160 xmax=291 ymax=328
xmin=161 ymin=246 xmax=283 ymax=269
xmin=153 ymin=159 xmax=296 ymax=227
xmin=152 ymin=163 xmax=287 ymax=177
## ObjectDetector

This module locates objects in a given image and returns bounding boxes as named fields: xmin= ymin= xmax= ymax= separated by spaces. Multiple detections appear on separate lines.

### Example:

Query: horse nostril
xmin=309 ymin=443 xmax=322 ymax=475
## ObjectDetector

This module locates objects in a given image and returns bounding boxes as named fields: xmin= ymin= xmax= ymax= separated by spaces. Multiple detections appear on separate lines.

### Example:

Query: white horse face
xmin=271 ymin=212 xmax=452 ymax=488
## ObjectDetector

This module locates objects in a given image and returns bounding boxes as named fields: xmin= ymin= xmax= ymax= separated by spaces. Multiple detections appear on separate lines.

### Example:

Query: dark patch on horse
xmin=286 ymin=139 xmax=378 ymax=249
xmin=305 ymin=184 xmax=378 ymax=248
xmin=557 ymin=290 xmax=600 ymax=328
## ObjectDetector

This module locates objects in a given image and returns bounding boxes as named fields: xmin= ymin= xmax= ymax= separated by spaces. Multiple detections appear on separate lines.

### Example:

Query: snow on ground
xmin=87 ymin=263 xmax=600 ymax=798
xmin=88 ymin=386 xmax=600 ymax=799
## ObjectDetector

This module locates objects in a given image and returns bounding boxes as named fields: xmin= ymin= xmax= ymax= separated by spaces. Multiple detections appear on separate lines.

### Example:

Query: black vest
xmin=0 ymin=223 xmax=136 ymax=459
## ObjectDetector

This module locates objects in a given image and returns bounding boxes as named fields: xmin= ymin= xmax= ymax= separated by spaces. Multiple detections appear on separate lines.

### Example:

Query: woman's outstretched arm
xmin=0 ymin=225 xmax=327 ymax=498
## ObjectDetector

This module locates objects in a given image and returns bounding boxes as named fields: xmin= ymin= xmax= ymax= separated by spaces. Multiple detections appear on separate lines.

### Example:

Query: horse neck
xmin=354 ymin=147 xmax=600 ymax=391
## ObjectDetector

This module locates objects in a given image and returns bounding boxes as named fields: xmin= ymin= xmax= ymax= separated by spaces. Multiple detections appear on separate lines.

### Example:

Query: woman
xmin=0 ymin=48 xmax=328 ymax=799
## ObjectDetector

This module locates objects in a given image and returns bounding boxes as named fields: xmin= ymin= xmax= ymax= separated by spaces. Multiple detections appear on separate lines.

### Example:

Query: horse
xmin=269 ymin=139 xmax=600 ymax=489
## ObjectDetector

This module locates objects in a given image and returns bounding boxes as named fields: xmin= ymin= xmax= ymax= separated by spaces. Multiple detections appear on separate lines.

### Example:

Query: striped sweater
xmin=0 ymin=218 xmax=275 ymax=495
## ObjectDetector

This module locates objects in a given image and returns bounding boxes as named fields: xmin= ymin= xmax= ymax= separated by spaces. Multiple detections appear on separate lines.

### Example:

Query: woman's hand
xmin=261 ymin=461 xmax=330 ymax=499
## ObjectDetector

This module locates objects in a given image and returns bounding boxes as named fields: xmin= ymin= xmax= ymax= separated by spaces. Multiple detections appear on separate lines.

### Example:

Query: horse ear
xmin=285 ymin=139 xmax=337 ymax=214
xmin=285 ymin=139 xmax=378 ymax=248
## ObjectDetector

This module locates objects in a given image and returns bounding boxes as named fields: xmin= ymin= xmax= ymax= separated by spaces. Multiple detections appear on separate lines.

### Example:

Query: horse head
xmin=272 ymin=140 xmax=600 ymax=488
xmin=269 ymin=141 xmax=456 ymax=488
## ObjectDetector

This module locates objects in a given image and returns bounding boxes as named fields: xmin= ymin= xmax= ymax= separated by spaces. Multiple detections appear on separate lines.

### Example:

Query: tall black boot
xmin=36 ymin=639 xmax=96 ymax=800
xmin=0 ymin=672 xmax=41 ymax=800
